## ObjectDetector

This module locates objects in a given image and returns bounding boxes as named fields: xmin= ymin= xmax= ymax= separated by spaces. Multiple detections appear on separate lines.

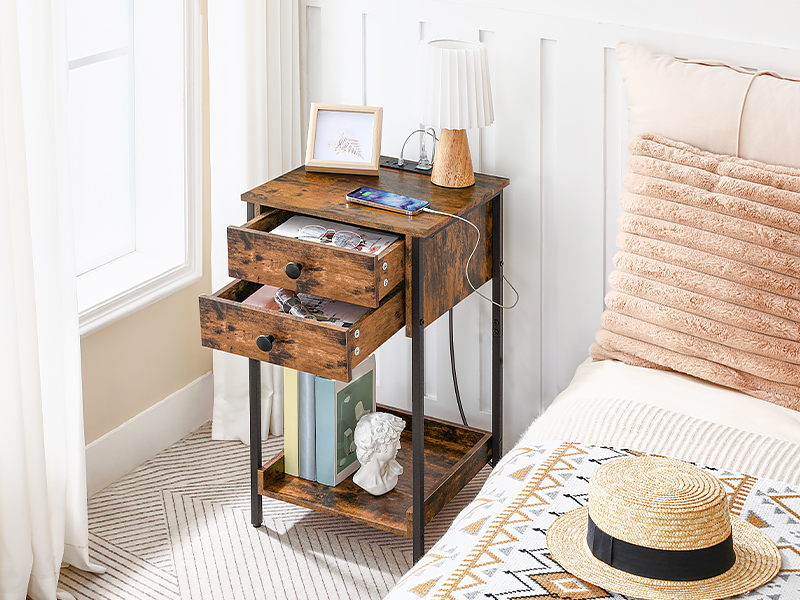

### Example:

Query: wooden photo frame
xmin=305 ymin=104 xmax=383 ymax=176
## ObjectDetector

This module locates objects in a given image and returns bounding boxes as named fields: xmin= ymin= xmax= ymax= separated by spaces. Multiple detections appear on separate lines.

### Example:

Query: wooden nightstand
xmin=200 ymin=162 xmax=508 ymax=561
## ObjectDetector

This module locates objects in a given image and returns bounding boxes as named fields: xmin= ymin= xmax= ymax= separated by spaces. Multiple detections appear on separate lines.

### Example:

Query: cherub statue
xmin=352 ymin=412 xmax=406 ymax=495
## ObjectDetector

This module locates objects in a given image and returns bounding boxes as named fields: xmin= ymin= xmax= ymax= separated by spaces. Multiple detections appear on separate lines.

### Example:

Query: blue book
xmin=297 ymin=371 xmax=316 ymax=481
xmin=315 ymin=355 xmax=376 ymax=487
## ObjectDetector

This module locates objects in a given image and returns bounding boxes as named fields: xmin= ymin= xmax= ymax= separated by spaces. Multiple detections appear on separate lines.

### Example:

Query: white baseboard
xmin=85 ymin=371 xmax=214 ymax=496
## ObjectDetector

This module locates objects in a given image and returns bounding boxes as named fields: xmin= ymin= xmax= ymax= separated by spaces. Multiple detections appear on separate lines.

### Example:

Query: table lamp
xmin=419 ymin=39 xmax=494 ymax=188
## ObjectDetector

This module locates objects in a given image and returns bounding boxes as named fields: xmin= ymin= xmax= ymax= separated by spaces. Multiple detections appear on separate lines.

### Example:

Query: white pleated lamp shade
xmin=419 ymin=39 xmax=494 ymax=130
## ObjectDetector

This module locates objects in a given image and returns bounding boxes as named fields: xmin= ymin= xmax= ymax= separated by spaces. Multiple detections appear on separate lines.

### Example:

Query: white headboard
xmin=292 ymin=0 xmax=800 ymax=446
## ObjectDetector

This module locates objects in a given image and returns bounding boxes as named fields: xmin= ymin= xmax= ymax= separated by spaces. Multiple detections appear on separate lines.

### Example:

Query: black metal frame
xmin=246 ymin=190 xmax=505 ymax=563
xmin=411 ymin=236 xmax=426 ymax=559
xmin=492 ymin=192 xmax=504 ymax=464
xmin=249 ymin=357 xmax=263 ymax=528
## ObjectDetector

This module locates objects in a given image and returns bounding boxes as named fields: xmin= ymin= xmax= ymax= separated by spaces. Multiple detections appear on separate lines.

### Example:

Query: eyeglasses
xmin=298 ymin=225 xmax=366 ymax=250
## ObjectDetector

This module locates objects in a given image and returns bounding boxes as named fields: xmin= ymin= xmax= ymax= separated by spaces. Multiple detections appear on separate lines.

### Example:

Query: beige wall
xmin=80 ymin=279 xmax=212 ymax=445
xmin=81 ymin=1 xmax=212 ymax=445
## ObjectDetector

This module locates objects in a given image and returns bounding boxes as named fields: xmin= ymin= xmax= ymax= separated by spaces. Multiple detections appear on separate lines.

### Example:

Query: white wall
xmin=294 ymin=0 xmax=800 ymax=447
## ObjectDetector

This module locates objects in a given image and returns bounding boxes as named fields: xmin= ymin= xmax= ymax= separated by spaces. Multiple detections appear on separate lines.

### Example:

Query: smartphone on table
xmin=346 ymin=186 xmax=430 ymax=216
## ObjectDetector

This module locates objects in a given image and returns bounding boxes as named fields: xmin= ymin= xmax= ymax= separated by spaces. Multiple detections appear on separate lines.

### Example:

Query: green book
xmin=283 ymin=368 xmax=299 ymax=477
xmin=315 ymin=355 xmax=376 ymax=487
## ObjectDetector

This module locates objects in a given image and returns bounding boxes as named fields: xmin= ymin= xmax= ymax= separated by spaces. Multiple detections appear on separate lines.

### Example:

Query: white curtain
xmin=208 ymin=0 xmax=304 ymax=442
xmin=0 ymin=1 xmax=104 ymax=598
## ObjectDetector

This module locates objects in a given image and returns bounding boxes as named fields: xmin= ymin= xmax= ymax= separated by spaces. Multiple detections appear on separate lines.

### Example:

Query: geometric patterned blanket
xmin=385 ymin=441 xmax=800 ymax=600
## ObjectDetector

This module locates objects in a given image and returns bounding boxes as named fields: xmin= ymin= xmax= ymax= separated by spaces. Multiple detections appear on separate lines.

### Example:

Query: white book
xmin=243 ymin=284 xmax=369 ymax=328
xmin=270 ymin=215 xmax=399 ymax=255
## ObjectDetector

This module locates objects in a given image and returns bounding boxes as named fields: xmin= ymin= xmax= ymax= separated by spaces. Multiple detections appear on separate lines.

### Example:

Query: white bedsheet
xmin=521 ymin=358 xmax=800 ymax=446
xmin=521 ymin=359 xmax=800 ymax=485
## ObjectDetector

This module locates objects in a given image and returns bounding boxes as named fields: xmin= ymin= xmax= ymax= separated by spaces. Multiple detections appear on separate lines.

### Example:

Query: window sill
xmin=77 ymin=249 xmax=201 ymax=337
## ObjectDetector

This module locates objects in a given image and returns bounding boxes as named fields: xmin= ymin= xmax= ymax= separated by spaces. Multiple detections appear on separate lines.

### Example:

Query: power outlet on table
xmin=380 ymin=156 xmax=434 ymax=174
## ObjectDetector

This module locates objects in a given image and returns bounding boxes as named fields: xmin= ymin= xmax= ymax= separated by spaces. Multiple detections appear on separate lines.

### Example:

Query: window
xmin=66 ymin=0 xmax=201 ymax=336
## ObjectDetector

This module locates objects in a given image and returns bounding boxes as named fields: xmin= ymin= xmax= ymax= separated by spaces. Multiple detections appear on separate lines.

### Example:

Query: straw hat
xmin=547 ymin=456 xmax=781 ymax=600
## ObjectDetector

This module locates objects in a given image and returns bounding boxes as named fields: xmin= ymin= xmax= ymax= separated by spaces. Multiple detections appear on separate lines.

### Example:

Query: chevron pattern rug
xmin=59 ymin=422 xmax=489 ymax=599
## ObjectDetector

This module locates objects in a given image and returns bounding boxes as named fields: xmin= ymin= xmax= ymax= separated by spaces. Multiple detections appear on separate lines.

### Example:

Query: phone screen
xmin=346 ymin=187 xmax=430 ymax=215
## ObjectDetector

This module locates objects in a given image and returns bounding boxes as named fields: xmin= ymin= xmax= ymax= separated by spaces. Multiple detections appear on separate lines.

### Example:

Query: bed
xmin=385 ymin=41 xmax=800 ymax=600
xmin=385 ymin=361 xmax=800 ymax=599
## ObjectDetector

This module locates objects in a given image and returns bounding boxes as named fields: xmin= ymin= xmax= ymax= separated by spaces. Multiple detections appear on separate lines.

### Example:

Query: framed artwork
xmin=305 ymin=104 xmax=383 ymax=176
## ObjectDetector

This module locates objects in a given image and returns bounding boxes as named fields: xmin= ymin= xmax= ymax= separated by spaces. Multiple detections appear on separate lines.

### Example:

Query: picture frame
xmin=305 ymin=103 xmax=383 ymax=176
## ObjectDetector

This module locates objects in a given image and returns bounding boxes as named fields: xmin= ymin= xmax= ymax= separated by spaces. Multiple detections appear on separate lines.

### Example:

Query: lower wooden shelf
xmin=258 ymin=405 xmax=492 ymax=537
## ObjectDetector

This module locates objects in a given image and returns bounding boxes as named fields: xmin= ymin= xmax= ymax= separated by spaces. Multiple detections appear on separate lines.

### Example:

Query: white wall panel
xmin=603 ymin=46 xmax=626 ymax=300
xmin=553 ymin=38 xmax=607 ymax=395
xmin=294 ymin=0 xmax=800 ymax=448
xmin=539 ymin=38 xmax=558 ymax=411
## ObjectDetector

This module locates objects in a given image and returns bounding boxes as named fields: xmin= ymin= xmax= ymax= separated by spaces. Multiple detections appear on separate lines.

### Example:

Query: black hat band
xmin=587 ymin=513 xmax=736 ymax=582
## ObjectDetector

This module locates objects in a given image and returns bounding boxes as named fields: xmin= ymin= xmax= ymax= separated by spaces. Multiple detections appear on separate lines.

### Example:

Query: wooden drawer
xmin=199 ymin=279 xmax=405 ymax=382
xmin=227 ymin=208 xmax=405 ymax=309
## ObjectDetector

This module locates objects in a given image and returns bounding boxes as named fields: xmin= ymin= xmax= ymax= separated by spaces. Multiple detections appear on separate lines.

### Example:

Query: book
xmin=297 ymin=371 xmax=316 ymax=481
xmin=243 ymin=284 xmax=369 ymax=328
xmin=283 ymin=368 xmax=299 ymax=477
xmin=242 ymin=284 xmax=282 ymax=310
xmin=314 ymin=354 xmax=376 ymax=487
xmin=294 ymin=292 xmax=369 ymax=327
xmin=269 ymin=215 xmax=399 ymax=255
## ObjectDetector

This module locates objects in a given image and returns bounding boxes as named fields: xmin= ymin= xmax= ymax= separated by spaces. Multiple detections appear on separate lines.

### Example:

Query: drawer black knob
xmin=256 ymin=334 xmax=275 ymax=352
xmin=285 ymin=262 xmax=303 ymax=279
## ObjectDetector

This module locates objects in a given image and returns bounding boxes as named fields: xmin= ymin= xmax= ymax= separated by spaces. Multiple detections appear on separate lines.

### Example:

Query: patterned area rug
xmin=59 ymin=422 xmax=489 ymax=599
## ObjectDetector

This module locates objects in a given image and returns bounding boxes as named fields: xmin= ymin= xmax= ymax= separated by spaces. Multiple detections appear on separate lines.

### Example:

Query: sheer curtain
xmin=208 ymin=0 xmax=303 ymax=442
xmin=0 ymin=1 xmax=104 ymax=598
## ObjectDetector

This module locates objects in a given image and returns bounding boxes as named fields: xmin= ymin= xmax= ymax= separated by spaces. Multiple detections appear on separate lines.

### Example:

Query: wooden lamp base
xmin=431 ymin=128 xmax=474 ymax=188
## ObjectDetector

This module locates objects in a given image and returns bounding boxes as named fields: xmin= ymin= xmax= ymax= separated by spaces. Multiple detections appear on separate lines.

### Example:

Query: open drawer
xmin=199 ymin=280 xmax=405 ymax=382
xmin=227 ymin=209 xmax=405 ymax=309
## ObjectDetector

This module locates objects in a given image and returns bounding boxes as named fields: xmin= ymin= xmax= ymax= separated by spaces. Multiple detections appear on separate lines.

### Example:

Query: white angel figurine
xmin=352 ymin=412 xmax=406 ymax=495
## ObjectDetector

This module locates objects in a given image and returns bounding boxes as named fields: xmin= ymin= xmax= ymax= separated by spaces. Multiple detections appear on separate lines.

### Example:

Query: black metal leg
xmin=411 ymin=237 xmax=425 ymax=562
xmin=249 ymin=358 xmax=263 ymax=528
xmin=492 ymin=193 xmax=504 ymax=466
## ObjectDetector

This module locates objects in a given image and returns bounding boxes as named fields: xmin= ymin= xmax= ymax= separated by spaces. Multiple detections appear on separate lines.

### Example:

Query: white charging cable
xmin=421 ymin=207 xmax=520 ymax=309
xmin=398 ymin=129 xmax=437 ymax=168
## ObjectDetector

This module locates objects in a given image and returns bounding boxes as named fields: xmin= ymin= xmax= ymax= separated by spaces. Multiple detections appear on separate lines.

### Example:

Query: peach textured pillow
xmin=616 ymin=41 xmax=800 ymax=169
xmin=591 ymin=133 xmax=800 ymax=412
